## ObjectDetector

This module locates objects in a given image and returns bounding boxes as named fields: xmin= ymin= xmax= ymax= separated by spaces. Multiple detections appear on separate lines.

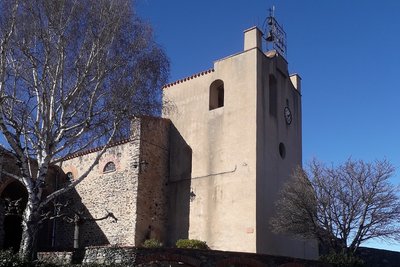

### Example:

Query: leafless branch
xmin=271 ymin=158 xmax=400 ymax=255
xmin=0 ymin=0 xmax=168 ymax=260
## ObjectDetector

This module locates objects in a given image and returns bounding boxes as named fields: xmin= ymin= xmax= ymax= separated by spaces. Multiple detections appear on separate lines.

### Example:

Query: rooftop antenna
xmin=263 ymin=5 xmax=287 ymax=57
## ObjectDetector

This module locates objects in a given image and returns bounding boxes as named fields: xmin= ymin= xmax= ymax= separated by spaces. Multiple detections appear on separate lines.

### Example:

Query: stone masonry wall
xmin=134 ymin=116 xmax=171 ymax=246
xmin=56 ymin=136 xmax=141 ymax=248
xmin=38 ymin=247 xmax=330 ymax=267
xmin=54 ymin=116 xmax=172 ymax=249
xmin=38 ymin=246 xmax=400 ymax=267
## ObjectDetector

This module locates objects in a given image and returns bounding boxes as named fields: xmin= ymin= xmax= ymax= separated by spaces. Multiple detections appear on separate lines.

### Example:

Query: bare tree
xmin=271 ymin=158 xmax=400 ymax=255
xmin=0 ymin=0 xmax=168 ymax=260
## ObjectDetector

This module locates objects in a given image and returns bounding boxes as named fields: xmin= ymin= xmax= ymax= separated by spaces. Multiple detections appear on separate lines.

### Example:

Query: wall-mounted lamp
xmin=190 ymin=188 xmax=196 ymax=202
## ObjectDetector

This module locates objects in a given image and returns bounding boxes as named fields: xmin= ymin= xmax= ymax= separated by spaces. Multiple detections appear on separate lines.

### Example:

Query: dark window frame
xmin=209 ymin=80 xmax=224 ymax=110
xmin=103 ymin=161 xmax=116 ymax=173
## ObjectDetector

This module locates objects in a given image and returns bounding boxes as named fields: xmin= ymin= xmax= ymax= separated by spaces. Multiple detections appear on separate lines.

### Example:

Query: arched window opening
xmin=269 ymin=75 xmax=277 ymax=117
xmin=1 ymin=180 xmax=28 ymax=252
xmin=103 ymin=161 xmax=116 ymax=173
xmin=209 ymin=80 xmax=224 ymax=110
xmin=66 ymin=172 xmax=74 ymax=181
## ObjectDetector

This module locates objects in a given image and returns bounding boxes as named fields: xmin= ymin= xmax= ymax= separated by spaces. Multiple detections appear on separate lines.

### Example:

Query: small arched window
xmin=66 ymin=172 xmax=74 ymax=181
xmin=103 ymin=161 xmax=116 ymax=173
xmin=209 ymin=79 xmax=224 ymax=110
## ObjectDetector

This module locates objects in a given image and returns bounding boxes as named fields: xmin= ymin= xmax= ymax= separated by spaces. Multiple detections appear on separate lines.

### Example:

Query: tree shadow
xmin=0 ymin=120 xmax=193 ymax=252
xmin=50 ymin=174 xmax=116 ymax=250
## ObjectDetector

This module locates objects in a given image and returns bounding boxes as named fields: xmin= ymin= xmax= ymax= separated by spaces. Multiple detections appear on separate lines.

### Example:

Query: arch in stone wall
xmin=0 ymin=177 xmax=28 ymax=252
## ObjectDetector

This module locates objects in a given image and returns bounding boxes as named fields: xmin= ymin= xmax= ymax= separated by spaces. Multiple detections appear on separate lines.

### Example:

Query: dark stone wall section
xmin=356 ymin=247 xmax=400 ymax=267
xmin=38 ymin=247 xmax=330 ymax=267
xmin=39 ymin=246 xmax=400 ymax=266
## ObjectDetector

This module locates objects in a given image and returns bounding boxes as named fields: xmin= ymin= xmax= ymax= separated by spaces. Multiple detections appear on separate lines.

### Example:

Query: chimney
xmin=244 ymin=27 xmax=262 ymax=51
xmin=290 ymin=74 xmax=302 ymax=93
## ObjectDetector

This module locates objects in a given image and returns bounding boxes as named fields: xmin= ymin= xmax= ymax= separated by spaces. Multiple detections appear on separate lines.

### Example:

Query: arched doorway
xmin=1 ymin=179 xmax=28 ymax=252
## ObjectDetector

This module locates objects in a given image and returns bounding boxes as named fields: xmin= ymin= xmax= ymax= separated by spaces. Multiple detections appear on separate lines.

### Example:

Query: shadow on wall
xmin=167 ymin=124 xmax=192 ymax=246
xmin=53 ymin=169 xmax=115 ymax=250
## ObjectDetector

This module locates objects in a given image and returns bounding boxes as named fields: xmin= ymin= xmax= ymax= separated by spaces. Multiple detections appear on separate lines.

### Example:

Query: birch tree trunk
xmin=19 ymin=196 xmax=39 ymax=260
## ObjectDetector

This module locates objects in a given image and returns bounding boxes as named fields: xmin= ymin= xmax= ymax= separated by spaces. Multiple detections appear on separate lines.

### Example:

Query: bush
xmin=175 ymin=239 xmax=209 ymax=250
xmin=320 ymin=252 xmax=364 ymax=267
xmin=0 ymin=250 xmax=66 ymax=267
xmin=0 ymin=250 xmax=29 ymax=267
xmin=142 ymin=238 xmax=163 ymax=248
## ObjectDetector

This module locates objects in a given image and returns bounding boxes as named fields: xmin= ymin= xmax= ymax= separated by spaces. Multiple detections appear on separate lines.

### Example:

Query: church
xmin=0 ymin=26 xmax=318 ymax=260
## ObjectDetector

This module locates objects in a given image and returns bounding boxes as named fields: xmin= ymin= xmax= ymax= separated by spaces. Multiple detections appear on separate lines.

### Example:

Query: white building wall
xmin=163 ymin=27 xmax=318 ymax=259
xmin=163 ymin=48 xmax=259 ymax=252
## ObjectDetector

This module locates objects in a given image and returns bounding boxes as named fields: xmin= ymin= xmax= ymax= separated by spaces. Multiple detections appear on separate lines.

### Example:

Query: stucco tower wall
xmin=255 ymin=49 xmax=317 ymax=259
xmin=166 ymin=124 xmax=192 ymax=246
xmin=163 ymin=47 xmax=259 ymax=252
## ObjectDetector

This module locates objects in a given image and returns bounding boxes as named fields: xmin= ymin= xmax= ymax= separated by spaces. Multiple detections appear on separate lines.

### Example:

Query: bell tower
xmin=254 ymin=9 xmax=310 ymax=256
xmin=264 ymin=6 xmax=287 ymax=57
xmin=162 ymin=9 xmax=317 ymax=259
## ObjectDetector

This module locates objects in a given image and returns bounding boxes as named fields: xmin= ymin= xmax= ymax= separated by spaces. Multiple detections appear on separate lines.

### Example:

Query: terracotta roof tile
xmin=162 ymin=68 xmax=214 ymax=89
xmin=62 ymin=116 xmax=171 ymax=161
xmin=63 ymin=138 xmax=132 ymax=160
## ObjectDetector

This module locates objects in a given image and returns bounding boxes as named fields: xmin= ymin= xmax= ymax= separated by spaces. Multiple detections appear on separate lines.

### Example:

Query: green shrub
xmin=320 ymin=252 xmax=364 ymax=267
xmin=0 ymin=249 xmax=29 ymax=267
xmin=0 ymin=250 xmax=68 ymax=267
xmin=142 ymin=238 xmax=163 ymax=248
xmin=175 ymin=239 xmax=209 ymax=250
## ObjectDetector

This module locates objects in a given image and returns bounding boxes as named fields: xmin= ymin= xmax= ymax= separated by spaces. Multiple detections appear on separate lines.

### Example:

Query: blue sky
xmin=137 ymin=0 xmax=400 ymax=251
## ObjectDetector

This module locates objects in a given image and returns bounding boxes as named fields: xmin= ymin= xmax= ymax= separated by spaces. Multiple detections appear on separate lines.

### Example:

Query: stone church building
xmin=0 ymin=27 xmax=318 ymax=260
